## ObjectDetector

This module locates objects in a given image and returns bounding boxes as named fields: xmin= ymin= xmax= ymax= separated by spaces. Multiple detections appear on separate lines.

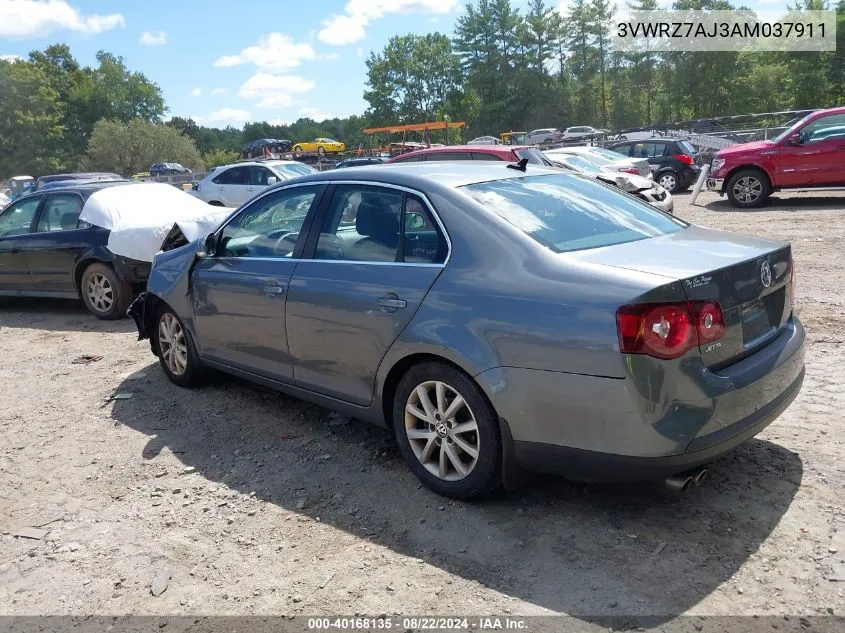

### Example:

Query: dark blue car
xmin=0 ymin=181 xmax=150 ymax=319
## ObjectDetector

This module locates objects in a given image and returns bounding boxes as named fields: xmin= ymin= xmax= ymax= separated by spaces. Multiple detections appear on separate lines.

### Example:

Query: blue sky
xmin=1 ymin=0 xmax=795 ymax=128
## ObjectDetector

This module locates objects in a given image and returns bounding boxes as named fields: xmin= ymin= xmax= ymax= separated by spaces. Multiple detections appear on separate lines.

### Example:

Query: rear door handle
xmin=377 ymin=296 xmax=407 ymax=311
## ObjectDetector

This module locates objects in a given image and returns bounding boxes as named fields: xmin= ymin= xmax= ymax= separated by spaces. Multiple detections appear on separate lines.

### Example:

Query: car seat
xmin=349 ymin=197 xmax=399 ymax=262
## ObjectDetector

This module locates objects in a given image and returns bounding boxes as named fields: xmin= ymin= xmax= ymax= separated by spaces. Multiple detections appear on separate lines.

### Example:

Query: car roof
xmin=274 ymin=160 xmax=560 ymax=190
xmin=13 ymin=180 xmax=135 ymax=201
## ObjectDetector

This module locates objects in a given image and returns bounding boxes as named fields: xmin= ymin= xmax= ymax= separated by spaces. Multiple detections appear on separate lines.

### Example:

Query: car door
xmin=247 ymin=165 xmax=277 ymax=199
xmin=0 ymin=196 xmax=42 ymax=293
xmin=791 ymin=113 xmax=845 ymax=185
xmin=24 ymin=192 xmax=94 ymax=294
xmin=191 ymin=184 xmax=325 ymax=381
xmin=285 ymin=183 xmax=448 ymax=405
xmin=211 ymin=166 xmax=251 ymax=206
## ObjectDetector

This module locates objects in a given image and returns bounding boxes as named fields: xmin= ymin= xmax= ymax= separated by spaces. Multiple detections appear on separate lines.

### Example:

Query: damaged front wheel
xmin=154 ymin=305 xmax=204 ymax=387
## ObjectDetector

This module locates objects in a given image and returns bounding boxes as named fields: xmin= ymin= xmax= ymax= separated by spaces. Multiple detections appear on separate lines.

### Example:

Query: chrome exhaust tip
xmin=665 ymin=466 xmax=709 ymax=491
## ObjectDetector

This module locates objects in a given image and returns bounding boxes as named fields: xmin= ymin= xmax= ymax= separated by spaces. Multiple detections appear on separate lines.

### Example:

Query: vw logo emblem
xmin=760 ymin=261 xmax=772 ymax=288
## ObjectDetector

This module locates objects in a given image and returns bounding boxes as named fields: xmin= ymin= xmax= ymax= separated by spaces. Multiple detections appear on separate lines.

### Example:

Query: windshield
xmin=514 ymin=148 xmax=553 ymax=166
xmin=587 ymin=147 xmax=627 ymax=161
xmin=561 ymin=155 xmax=604 ymax=175
xmin=461 ymin=174 xmax=684 ymax=253
xmin=275 ymin=162 xmax=318 ymax=178
xmin=771 ymin=112 xmax=816 ymax=143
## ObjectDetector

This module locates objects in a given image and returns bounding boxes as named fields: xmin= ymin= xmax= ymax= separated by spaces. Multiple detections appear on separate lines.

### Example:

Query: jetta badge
xmin=760 ymin=260 xmax=772 ymax=288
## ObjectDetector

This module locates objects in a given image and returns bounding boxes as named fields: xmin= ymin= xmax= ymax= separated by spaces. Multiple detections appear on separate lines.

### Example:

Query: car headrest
xmin=60 ymin=213 xmax=78 ymax=230
xmin=356 ymin=201 xmax=399 ymax=244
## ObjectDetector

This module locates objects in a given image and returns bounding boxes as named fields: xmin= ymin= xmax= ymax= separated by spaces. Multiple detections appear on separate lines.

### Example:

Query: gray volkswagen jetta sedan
xmin=131 ymin=162 xmax=805 ymax=499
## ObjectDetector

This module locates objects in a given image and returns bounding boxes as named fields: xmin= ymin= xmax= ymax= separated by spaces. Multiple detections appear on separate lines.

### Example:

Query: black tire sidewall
xmin=726 ymin=169 xmax=770 ymax=208
xmin=392 ymin=362 xmax=501 ymax=499
xmin=658 ymin=170 xmax=681 ymax=194
xmin=80 ymin=263 xmax=131 ymax=320
xmin=153 ymin=305 xmax=202 ymax=387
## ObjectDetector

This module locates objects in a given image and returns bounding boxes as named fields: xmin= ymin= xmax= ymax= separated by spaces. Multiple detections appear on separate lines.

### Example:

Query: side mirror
xmin=404 ymin=212 xmax=426 ymax=230
xmin=267 ymin=176 xmax=278 ymax=185
xmin=788 ymin=133 xmax=802 ymax=146
xmin=204 ymin=232 xmax=217 ymax=256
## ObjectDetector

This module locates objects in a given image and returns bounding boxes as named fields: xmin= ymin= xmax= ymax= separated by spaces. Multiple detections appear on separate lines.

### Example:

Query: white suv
xmin=193 ymin=160 xmax=317 ymax=207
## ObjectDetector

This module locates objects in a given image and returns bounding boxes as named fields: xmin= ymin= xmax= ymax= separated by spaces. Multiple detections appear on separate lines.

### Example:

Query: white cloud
xmin=214 ymin=33 xmax=317 ymax=72
xmin=194 ymin=108 xmax=252 ymax=126
xmin=1 ymin=53 xmax=24 ymax=62
xmin=190 ymin=87 xmax=202 ymax=97
xmin=238 ymin=72 xmax=315 ymax=108
xmin=210 ymin=87 xmax=226 ymax=96
xmin=0 ymin=0 xmax=124 ymax=38
xmin=318 ymin=0 xmax=458 ymax=45
xmin=139 ymin=30 xmax=167 ymax=46
xmin=299 ymin=108 xmax=333 ymax=122
xmin=267 ymin=118 xmax=289 ymax=126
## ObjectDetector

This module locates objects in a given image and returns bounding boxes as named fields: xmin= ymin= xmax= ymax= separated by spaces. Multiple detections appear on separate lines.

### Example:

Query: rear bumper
xmin=511 ymin=365 xmax=803 ymax=481
xmin=480 ymin=317 xmax=805 ymax=481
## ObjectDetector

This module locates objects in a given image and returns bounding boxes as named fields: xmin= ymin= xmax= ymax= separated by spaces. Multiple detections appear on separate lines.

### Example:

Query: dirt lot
xmin=1 ymin=191 xmax=843 ymax=622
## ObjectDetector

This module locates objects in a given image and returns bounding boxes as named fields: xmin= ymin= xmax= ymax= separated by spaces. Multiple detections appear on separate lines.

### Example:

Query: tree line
xmin=2 ymin=1 xmax=843 ymax=179
xmin=364 ymin=0 xmax=845 ymax=136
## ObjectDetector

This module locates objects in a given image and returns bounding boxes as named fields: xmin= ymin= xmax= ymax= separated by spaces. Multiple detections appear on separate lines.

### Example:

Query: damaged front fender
xmin=129 ymin=239 xmax=206 ymax=356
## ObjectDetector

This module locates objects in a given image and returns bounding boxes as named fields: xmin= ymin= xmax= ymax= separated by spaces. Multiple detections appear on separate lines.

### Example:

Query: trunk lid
xmin=567 ymin=225 xmax=794 ymax=367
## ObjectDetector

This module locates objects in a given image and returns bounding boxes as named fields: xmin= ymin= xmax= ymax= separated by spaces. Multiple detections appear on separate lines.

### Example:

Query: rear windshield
xmin=514 ymin=148 xmax=553 ymax=166
xmin=461 ymin=174 xmax=685 ymax=253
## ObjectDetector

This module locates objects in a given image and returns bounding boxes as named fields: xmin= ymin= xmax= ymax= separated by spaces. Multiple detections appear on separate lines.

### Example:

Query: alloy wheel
xmin=158 ymin=313 xmax=188 ymax=376
xmin=732 ymin=176 xmax=763 ymax=204
xmin=85 ymin=273 xmax=114 ymax=313
xmin=404 ymin=380 xmax=479 ymax=481
xmin=659 ymin=173 xmax=677 ymax=191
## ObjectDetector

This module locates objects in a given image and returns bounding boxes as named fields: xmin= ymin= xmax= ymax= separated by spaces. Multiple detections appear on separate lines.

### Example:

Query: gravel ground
xmin=1 ymin=190 xmax=843 ymax=622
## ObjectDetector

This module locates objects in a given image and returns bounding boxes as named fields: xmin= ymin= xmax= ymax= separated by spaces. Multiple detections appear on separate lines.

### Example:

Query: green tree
xmin=84 ymin=119 xmax=203 ymax=176
xmin=0 ymin=59 xmax=65 ymax=178
xmin=364 ymin=33 xmax=463 ymax=124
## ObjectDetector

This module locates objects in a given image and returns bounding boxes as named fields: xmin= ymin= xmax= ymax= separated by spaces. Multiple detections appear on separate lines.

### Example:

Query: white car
xmin=562 ymin=126 xmax=610 ymax=140
xmin=467 ymin=136 xmax=501 ymax=145
xmin=193 ymin=160 xmax=317 ymax=207
xmin=544 ymin=145 xmax=651 ymax=178
xmin=525 ymin=128 xmax=563 ymax=144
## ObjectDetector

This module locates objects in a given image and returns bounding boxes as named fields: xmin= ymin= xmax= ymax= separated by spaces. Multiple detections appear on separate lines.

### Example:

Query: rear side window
xmin=213 ymin=167 xmax=249 ymax=185
xmin=461 ymin=174 xmax=685 ymax=253
xmin=425 ymin=152 xmax=470 ymax=161
xmin=471 ymin=152 xmax=503 ymax=161
xmin=36 ymin=194 xmax=84 ymax=232
xmin=677 ymin=140 xmax=697 ymax=154
xmin=392 ymin=154 xmax=425 ymax=163
xmin=610 ymin=144 xmax=633 ymax=157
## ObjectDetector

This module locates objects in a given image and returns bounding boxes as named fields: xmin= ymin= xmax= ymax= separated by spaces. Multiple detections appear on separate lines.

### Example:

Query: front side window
xmin=425 ymin=152 xmax=470 ymax=161
xmin=218 ymin=186 xmax=320 ymax=258
xmin=0 ymin=197 xmax=40 ymax=237
xmin=461 ymin=174 xmax=685 ymax=253
xmin=471 ymin=152 xmax=503 ymax=161
xmin=802 ymin=113 xmax=845 ymax=143
xmin=36 ymin=194 xmax=84 ymax=232
xmin=392 ymin=154 xmax=426 ymax=163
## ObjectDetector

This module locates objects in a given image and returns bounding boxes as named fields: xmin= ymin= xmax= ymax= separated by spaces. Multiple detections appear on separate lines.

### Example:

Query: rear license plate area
xmin=741 ymin=299 xmax=775 ymax=346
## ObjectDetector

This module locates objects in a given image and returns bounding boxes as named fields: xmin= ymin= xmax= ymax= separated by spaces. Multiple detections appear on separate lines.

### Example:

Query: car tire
xmin=80 ymin=262 xmax=132 ymax=320
xmin=392 ymin=361 xmax=502 ymax=499
xmin=153 ymin=304 xmax=204 ymax=388
xmin=726 ymin=169 xmax=771 ymax=209
xmin=317 ymin=146 xmax=326 ymax=157
xmin=657 ymin=171 xmax=682 ymax=194
xmin=293 ymin=145 xmax=302 ymax=152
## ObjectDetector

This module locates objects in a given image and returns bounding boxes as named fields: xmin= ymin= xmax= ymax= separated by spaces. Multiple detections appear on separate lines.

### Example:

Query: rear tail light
xmin=616 ymin=301 xmax=725 ymax=359
xmin=619 ymin=167 xmax=640 ymax=175
xmin=673 ymin=153 xmax=695 ymax=165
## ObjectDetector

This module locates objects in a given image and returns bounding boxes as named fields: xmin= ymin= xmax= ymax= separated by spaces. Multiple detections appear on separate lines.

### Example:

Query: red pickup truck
xmin=708 ymin=106 xmax=845 ymax=208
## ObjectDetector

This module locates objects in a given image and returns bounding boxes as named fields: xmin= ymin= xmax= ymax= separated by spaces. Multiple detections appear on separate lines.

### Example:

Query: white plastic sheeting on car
xmin=79 ymin=183 xmax=233 ymax=262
